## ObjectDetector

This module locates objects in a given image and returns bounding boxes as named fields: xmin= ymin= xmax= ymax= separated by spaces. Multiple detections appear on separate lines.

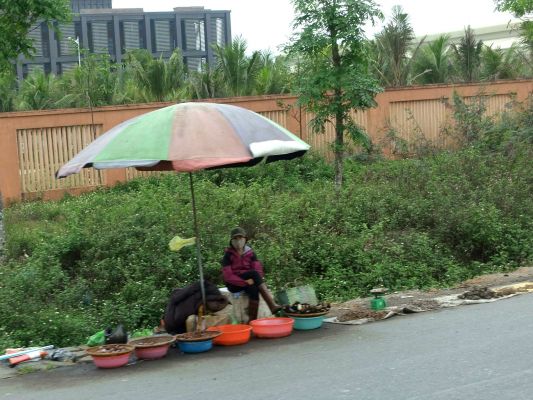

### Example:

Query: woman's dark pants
xmin=225 ymin=270 xmax=263 ymax=300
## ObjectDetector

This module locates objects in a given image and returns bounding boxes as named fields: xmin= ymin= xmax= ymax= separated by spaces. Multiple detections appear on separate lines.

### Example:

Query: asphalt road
xmin=2 ymin=293 xmax=532 ymax=400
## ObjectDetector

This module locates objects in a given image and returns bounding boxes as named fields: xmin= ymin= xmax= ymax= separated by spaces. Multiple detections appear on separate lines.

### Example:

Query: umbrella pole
xmin=188 ymin=172 xmax=207 ymax=312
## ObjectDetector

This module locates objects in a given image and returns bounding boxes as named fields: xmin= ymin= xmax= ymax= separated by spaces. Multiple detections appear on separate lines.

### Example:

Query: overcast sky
xmin=113 ymin=0 xmax=518 ymax=53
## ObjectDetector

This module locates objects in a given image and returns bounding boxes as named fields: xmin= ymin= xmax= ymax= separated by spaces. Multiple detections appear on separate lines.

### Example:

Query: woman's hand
xmin=246 ymin=279 xmax=254 ymax=285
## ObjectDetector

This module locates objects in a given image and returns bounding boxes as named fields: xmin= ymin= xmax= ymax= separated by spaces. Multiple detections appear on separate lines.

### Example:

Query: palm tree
xmin=186 ymin=65 xmax=224 ymax=99
xmin=413 ymin=35 xmax=452 ymax=84
xmin=213 ymin=36 xmax=262 ymax=96
xmin=0 ymin=70 xmax=17 ymax=112
xmin=254 ymin=51 xmax=291 ymax=95
xmin=372 ymin=6 xmax=426 ymax=87
xmin=55 ymin=53 xmax=120 ymax=108
xmin=480 ymin=43 xmax=527 ymax=81
xmin=16 ymin=70 xmax=65 ymax=110
xmin=121 ymin=49 xmax=186 ymax=102
xmin=451 ymin=26 xmax=483 ymax=83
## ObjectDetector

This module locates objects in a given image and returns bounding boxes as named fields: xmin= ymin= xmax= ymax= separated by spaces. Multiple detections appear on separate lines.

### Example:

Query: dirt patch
xmin=327 ymin=267 xmax=533 ymax=321
xmin=458 ymin=286 xmax=501 ymax=300
xmin=335 ymin=306 xmax=387 ymax=322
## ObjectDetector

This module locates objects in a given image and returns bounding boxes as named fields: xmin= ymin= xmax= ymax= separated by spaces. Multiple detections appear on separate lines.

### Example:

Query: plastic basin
xmin=91 ymin=352 xmax=130 ymax=368
xmin=128 ymin=335 xmax=175 ymax=360
xmin=177 ymin=339 xmax=213 ymax=353
xmin=207 ymin=324 xmax=252 ymax=346
xmin=290 ymin=315 xmax=325 ymax=330
xmin=133 ymin=344 xmax=170 ymax=360
xmin=250 ymin=317 xmax=294 ymax=338
xmin=86 ymin=344 xmax=134 ymax=369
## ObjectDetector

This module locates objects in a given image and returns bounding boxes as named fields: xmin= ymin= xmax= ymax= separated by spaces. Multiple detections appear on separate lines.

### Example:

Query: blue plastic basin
xmin=177 ymin=339 xmax=213 ymax=353
xmin=291 ymin=316 xmax=325 ymax=330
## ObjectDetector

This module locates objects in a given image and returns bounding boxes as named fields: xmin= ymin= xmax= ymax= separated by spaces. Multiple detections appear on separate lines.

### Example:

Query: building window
xmin=57 ymin=22 xmax=82 ymax=57
xmin=28 ymin=23 xmax=50 ymax=58
xmin=71 ymin=0 xmax=112 ymax=12
xmin=87 ymin=21 xmax=114 ymax=55
xmin=213 ymin=17 xmax=225 ymax=47
xmin=182 ymin=19 xmax=205 ymax=51
xmin=120 ymin=20 xmax=145 ymax=53
xmin=22 ymin=63 xmax=51 ymax=78
xmin=186 ymin=56 xmax=206 ymax=72
xmin=151 ymin=19 xmax=176 ymax=53
xmin=58 ymin=62 xmax=78 ymax=74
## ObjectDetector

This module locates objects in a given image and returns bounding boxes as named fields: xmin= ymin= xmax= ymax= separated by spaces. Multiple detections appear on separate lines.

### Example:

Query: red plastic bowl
xmin=133 ymin=344 xmax=170 ymax=360
xmin=91 ymin=352 xmax=130 ymax=368
xmin=207 ymin=324 xmax=252 ymax=346
xmin=250 ymin=317 xmax=294 ymax=338
xmin=86 ymin=344 xmax=134 ymax=369
xmin=128 ymin=335 xmax=175 ymax=360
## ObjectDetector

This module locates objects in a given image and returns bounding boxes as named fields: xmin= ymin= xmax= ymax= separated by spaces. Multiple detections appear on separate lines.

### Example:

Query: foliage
xmin=480 ymin=44 xmax=529 ymax=80
xmin=451 ymin=26 xmax=484 ymax=83
xmin=494 ymin=0 xmax=533 ymax=54
xmin=412 ymin=35 xmax=453 ymax=84
xmin=16 ymin=70 xmax=66 ymax=110
xmin=287 ymin=0 xmax=383 ymax=190
xmin=124 ymin=49 xmax=186 ymax=102
xmin=372 ymin=6 xmax=427 ymax=87
xmin=1 ymin=99 xmax=531 ymax=350
xmin=213 ymin=36 xmax=263 ymax=97
xmin=0 ymin=70 xmax=17 ymax=112
xmin=0 ymin=0 xmax=70 ymax=67
xmin=254 ymin=52 xmax=292 ymax=95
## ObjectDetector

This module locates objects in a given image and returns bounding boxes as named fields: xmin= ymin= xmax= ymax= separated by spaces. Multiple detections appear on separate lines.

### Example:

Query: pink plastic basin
xmin=207 ymin=324 xmax=252 ymax=346
xmin=250 ymin=317 xmax=294 ymax=338
xmin=134 ymin=344 xmax=170 ymax=360
xmin=128 ymin=335 xmax=175 ymax=360
xmin=86 ymin=344 xmax=134 ymax=369
xmin=91 ymin=352 xmax=131 ymax=369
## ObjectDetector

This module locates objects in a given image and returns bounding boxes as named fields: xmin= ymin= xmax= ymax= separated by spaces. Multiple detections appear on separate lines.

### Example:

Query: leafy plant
xmin=287 ymin=0 xmax=383 ymax=191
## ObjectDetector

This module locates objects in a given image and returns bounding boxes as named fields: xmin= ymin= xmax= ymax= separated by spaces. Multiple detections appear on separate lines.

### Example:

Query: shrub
xmin=1 ymin=98 xmax=531 ymax=349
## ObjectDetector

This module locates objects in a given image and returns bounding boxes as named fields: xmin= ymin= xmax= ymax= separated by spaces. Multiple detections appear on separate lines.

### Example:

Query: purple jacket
xmin=221 ymin=245 xmax=265 ymax=287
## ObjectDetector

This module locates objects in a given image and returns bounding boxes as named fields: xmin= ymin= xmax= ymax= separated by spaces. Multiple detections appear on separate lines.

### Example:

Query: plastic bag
xmin=105 ymin=324 xmax=128 ymax=344
xmin=49 ymin=349 xmax=74 ymax=362
xmin=130 ymin=328 xmax=153 ymax=338
xmin=86 ymin=330 xmax=105 ymax=347
xmin=169 ymin=236 xmax=196 ymax=252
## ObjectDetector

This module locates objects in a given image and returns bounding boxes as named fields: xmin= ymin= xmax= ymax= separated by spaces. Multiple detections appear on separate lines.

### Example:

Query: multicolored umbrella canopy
xmin=57 ymin=102 xmax=310 ymax=178
xmin=57 ymin=102 xmax=310 ymax=313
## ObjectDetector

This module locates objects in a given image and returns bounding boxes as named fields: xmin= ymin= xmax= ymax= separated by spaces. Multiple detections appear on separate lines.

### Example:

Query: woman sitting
xmin=221 ymin=227 xmax=281 ymax=322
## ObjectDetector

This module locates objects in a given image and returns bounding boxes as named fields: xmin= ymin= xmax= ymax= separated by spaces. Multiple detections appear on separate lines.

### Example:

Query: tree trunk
xmin=330 ymin=26 xmax=344 ymax=194
xmin=334 ymin=102 xmax=344 ymax=194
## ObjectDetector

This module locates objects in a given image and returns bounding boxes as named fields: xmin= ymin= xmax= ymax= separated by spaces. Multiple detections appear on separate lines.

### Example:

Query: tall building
xmin=16 ymin=0 xmax=231 ymax=79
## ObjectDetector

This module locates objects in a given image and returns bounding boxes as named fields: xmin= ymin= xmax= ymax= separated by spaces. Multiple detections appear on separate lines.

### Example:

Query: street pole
xmin=68 ymin=36 xmax=81 ymax=67
xmin=76 ymin=36 xmax=81 ymax=67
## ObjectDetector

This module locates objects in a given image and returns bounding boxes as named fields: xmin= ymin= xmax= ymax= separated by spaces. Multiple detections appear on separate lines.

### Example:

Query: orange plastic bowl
xmin=207 ymin=324 xmax=252 ymax=346
xmin=250 ymin=317 xmax=294 ymax=338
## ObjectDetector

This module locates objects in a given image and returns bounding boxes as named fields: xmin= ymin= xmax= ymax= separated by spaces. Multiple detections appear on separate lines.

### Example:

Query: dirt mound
xmin=336 ymin=306 xmax=387 ymax=322
xmin=458 ymin=286 xmax=502 ymax=300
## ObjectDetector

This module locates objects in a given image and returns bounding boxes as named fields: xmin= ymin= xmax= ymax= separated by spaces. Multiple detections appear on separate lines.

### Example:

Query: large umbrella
xmin=57 ymin=102 xmax=310 ymax=309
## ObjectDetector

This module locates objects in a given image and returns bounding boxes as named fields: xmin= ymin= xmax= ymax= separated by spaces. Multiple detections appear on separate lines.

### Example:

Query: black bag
xmin=104 ymin=324 xmax=128 ymax=344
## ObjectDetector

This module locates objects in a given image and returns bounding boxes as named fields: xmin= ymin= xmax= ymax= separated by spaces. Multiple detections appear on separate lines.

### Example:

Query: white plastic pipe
xmin=0 ymin=345 xmax=54 ymax=361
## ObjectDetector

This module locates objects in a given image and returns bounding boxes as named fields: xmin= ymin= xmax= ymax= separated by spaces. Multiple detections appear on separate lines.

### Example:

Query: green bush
xmin=0 ymin=100 xmax=531 ymax=350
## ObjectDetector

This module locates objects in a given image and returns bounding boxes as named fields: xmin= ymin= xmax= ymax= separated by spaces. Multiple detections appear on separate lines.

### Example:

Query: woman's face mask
xmin=231 ymin=237 xmax=246 ymax=250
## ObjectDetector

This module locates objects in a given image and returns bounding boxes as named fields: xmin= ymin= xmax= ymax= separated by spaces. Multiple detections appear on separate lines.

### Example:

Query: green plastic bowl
xmin=290 ymin=315 xmax=325 ymax=330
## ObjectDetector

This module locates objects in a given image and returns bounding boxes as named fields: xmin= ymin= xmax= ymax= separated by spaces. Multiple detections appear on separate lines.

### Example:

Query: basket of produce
xmin=85 ymin=344 xmax=134 ymax=369
xmin=283 ymin=302 xmax=330 ymax=330
xmin=128 ymin=335 xmax=176 ymax=360
xmin=282 ymin=302 xmax=330 ymax=317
